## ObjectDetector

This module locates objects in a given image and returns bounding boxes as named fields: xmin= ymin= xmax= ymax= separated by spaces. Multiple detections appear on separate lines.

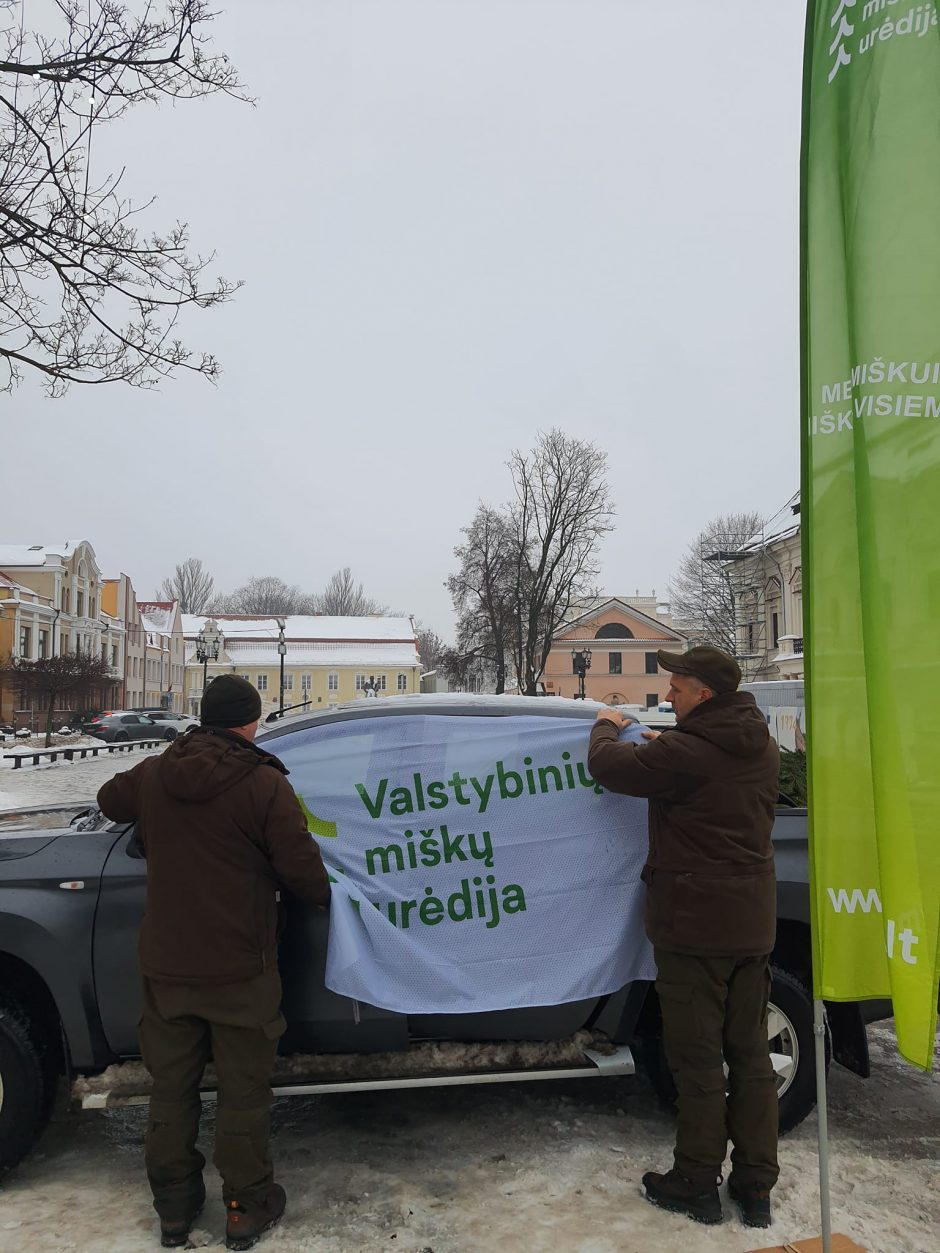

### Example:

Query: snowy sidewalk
xmin=0 ymin=1023 xmax=936 ymax=1252
xmin=0 ymin=743 xmax=165 ymax=813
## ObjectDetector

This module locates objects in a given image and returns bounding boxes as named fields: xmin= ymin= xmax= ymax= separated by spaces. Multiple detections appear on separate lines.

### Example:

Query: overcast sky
xmin=5 ymin=1 xmax=805 ymax=635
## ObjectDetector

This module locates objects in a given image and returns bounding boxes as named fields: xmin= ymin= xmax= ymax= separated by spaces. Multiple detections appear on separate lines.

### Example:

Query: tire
xmin=113 ymin=731 xmax=129 ymax=742
xmin=768 ymin=965 xmax=830 ymax=1134
xmin=163 ymin=728 xmax=177 ymax=741
xmin=0 ymin=998 xmax=47 ymax=1176
xmin=638 ymin=964 xmax=830 ymax=1136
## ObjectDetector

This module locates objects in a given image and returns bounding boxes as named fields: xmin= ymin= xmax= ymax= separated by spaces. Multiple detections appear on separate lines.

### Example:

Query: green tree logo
xmin=296 ymin=794 xmax=338 ymax=839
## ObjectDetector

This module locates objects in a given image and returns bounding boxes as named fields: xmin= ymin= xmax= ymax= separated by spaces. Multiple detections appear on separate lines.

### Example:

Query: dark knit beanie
xmin=200 ymin=674 xmax=262 ymax=728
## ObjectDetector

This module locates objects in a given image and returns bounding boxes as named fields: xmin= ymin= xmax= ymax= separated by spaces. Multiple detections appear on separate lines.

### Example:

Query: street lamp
xmin=195 ymin=622 xmax=221 ymax=695
xmin=571 ymin=647 xmax=592 ymax=700
xmin=276 ymin=618 xmax=287 ymax=712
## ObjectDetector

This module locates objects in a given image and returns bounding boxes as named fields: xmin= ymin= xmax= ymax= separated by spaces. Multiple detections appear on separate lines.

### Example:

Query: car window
xmin=121 ymin=715 xmax=139 ymax=725
xmin=270 ymin=721 xmax=377 ymax=815
xmin=138 ymin=716 xmax=155 ymax=725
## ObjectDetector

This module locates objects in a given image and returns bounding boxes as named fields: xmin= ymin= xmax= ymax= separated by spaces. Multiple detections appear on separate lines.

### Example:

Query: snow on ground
xmin=0 ymin=1024 xmax=936 ymax=1253
xmin=0 ymin=742 xmax=165 ymax=812
xmin=0 ymin=753 xmax=937 ymax=1250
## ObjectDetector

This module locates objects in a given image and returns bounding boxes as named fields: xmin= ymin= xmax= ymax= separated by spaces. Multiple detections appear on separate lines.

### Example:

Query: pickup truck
xmin=0 ymin=695 xmax=885 ymax=1177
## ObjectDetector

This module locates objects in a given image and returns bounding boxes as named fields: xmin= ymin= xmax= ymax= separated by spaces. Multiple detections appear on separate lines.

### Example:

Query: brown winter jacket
xmin=588 ymin=692 xmax=778 ymax=957
xmin=97 ymin=727 xmax=331 ymax=984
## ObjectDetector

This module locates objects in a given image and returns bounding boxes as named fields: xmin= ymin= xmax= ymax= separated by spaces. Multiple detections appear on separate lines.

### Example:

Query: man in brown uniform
xmin=98 ymin=675 xmax=331 ymax=1251
xmin=588 ymin=646 xmax=779 ymax=1229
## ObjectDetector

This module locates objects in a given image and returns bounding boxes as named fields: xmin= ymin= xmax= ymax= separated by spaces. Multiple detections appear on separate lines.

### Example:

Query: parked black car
xmin=0 ymin=695 xmax=886 ymax=1177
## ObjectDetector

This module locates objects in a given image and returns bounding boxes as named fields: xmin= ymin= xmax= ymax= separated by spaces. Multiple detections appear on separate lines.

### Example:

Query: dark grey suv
xmin=0 ymin=693 xmax=886 ymax=1178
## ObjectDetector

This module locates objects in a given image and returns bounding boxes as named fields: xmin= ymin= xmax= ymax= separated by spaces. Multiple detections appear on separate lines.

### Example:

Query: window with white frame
xmin=397 ymin=673 xmax=408 ymax=692
xmin=376 ymin=674 xmax=387 ymax=691
xmin=328 ymin=673 xmax=338 ymax=691
xmin=257 ymin=674 xmax=268 ymax=691
xmin=19 ymin=626 xmax=31 ymax=657
xmin=355 ymin=674 xmax=366 ymax=690
xmin=302 ymin=673 xmax=312 ymax=691
xmin=284 ymin=674 xmax=294 ymax=691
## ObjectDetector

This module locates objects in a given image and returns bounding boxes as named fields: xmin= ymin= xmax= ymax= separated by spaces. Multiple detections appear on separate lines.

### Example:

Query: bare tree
xmin=507 ymin=430 xmax=614 ymax=695
xmin=415 ymin=624 xmax=445 ymax=674
xmin=1 ymin=1 xmax=244 ymax=395
xmin=668 ymin=511 xmax=763 ymax=653
xmin=446 ymin=505 xmax=516 ymax=694
xmin=311 ymin=567 xmax=387 ymax=616
xmin=8 ymin=650 xmax=117 ymax=745
xmin=158 ymin=557 xmax=215 ymax=614
xmin=215 ymin=575 xmax=310 ymax=617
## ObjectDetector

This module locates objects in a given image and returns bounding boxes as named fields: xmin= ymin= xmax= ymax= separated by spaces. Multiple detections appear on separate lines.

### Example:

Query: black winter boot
xmin=159 ymin=1201 xmax=203 ymax=1248
xmin=642 ymin=1168 xmax=723 ymax=1225
xmin=728 ymin=1179 xmax=773 ymax=1228
xmin=225 ymin=1183 xmax=286 ymax=1251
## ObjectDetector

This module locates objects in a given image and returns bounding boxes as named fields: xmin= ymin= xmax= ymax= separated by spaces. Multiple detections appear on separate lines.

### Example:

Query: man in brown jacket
xmin=98 ymin=675 xmax=331 ymax=1251
xmin=588 ymin=646 xmax=779 ymax=1229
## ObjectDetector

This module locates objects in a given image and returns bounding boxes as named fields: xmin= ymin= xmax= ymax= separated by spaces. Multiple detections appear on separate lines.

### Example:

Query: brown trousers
xmin=139 ymin=971 xmax=286 ymax=1220
xmin=654 ymin=948 xmax=779 ymax=1191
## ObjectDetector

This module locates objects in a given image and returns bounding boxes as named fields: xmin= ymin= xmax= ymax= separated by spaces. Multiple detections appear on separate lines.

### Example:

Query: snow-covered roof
xmin=735 ymin=492 xmax=801 ymax=555
xmin=558 ymin=597 xmax=685 ymax=641
xmin=191 ymin=640 xmax=420 ymax=668
xmin=138 ymin=602 xmax=177 ymax=633
xmin=181 ymin=614 xmax=416 ymax=643
xmin=0 ymin=543 xmax=75 ymax=569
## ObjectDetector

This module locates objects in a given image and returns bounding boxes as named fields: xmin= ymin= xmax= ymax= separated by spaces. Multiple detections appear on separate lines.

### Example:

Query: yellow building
xmin=182 ymin=614 xmax=423 ymax=719
xmin=0 ymin=540 xmax=123 ymax=725
xmin=101 ymin=574 xmax=146 ymax=710
xmin=138 ymin=602 xmax=186 ymax=712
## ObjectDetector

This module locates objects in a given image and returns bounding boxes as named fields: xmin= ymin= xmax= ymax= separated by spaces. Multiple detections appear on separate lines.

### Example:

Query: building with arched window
xmin=542 ymin=596 xmax=687 ymax=706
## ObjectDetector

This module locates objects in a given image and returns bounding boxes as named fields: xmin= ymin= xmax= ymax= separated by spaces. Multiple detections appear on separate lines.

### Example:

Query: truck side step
xmin=79 ymin=1043 xmax=635 ymax=1110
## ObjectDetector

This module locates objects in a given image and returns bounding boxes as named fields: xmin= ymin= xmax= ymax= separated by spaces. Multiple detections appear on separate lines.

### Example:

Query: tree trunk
xmin=44 ymin=692 xmax=56 ymax=747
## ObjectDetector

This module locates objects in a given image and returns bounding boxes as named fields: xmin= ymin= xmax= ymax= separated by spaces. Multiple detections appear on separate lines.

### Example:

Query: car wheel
xmin=0 ymin=998 xmax=48 ymax=1176
xmin=113 ymin=731 xmax=129 ymax=742
xmin=638 ymin=964 xmax=830 ymax=1135
xmin=163 ymin=728 xmax=177 ymax=741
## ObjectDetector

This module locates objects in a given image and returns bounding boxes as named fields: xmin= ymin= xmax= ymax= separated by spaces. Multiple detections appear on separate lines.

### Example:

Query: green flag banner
xmin=801 ymin=0 xmax=940 ymax=1069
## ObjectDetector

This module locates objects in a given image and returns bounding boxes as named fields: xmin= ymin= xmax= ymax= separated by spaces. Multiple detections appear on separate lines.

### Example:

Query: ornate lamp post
xmin=276 ymin=618 xmax=287 ymax=712
xmin=195 ymin=621 xmax=221 ymax=697
xmin=571 ymin=647 xmax=592 ymax=700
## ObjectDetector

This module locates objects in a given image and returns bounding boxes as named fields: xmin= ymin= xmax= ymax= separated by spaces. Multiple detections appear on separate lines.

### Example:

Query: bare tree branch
xmin=213 ymin=575 xmax=312 ymax=617
xmin=446 ymin=431 xmax=615 ymax=696
xmin=310 ymin=567 xmax=388 ymax=617
xmin=668 ymin=511 xmax=763 ymax=653
xmin=1 ymin=1 xmax=246 ymax=394
xmin=157 ymin=556 xmax=214 ymax=613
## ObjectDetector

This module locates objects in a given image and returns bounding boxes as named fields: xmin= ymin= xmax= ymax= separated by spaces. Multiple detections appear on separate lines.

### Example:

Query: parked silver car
xmin=82 ymin=711 xmax=180 ymax=742
xmin=131 ymin=709 xmax=199 ymax=733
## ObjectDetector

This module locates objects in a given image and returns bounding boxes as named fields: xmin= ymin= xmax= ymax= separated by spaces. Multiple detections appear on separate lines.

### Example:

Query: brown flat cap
xmin=656 ymin=645 xmax=741 ymax=694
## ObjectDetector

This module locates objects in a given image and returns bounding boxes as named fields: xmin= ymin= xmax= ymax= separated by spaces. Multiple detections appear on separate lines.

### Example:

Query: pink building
xmin=544 ymin=597 xmax=687 ymax=706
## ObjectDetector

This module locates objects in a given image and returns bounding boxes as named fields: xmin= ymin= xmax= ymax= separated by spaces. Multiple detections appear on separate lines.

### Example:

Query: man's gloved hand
xmin=594 ymin=707 xmax=627 ymax=730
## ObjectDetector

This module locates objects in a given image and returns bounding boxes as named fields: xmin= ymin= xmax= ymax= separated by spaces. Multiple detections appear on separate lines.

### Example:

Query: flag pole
xmin=813 ymin=998 xmax=832 ymax=1253
xmin=800 ymin=6 xmax=831 ymax=1250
